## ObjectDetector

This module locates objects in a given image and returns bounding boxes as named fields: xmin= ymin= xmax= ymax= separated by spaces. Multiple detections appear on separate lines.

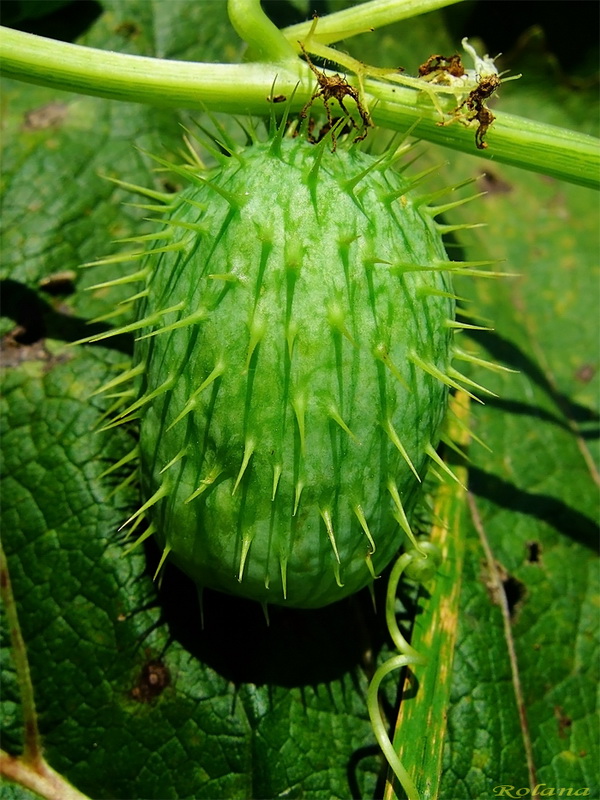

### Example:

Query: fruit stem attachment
xmin=227 ymin=0 xmax=297 ymax=63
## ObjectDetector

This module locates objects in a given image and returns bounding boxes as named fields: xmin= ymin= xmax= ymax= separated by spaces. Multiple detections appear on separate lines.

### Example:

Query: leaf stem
xmin=0 ymin=750 xmax=92 ymax=800
xmin=0 ymin=25 xmax=597 ymax=189
xmin=0 ymin=541 xmax=42 ymax=767
xmin=0 ymin=544 xmax=91 ymax=800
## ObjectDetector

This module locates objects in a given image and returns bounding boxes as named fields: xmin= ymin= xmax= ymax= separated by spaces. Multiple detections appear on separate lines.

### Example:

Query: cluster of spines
xmin=78 ymin=125 xmax=513 ymax=602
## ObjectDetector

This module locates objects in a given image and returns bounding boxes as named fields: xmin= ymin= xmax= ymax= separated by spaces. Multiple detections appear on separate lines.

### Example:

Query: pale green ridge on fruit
xmin=80 ymin=132 xmax=492 ymax=609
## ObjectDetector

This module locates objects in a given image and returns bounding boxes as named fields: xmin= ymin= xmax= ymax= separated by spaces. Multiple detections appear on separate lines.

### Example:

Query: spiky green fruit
xmin=102 ymin=134 xmax=467 ymax=609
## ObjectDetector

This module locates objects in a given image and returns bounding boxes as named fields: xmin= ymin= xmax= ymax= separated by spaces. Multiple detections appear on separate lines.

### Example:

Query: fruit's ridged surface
xmin=132 ymin=137 xmax=453 ymax=608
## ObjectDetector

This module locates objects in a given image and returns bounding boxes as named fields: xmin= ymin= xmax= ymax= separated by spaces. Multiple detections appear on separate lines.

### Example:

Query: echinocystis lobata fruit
xmin=84 ymin=127 xmax=481 ymax=609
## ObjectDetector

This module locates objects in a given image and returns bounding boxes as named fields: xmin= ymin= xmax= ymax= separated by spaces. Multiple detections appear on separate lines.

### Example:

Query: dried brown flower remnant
xmin=418 ymin=53 xmax=465 ymax=79
xmin=298 ymin=41 xmax=371 ymax=148
xmin=439 ymin=72 xmax=500 ymax=150
xmin=458 ymin=73 xmax=500 ymax=149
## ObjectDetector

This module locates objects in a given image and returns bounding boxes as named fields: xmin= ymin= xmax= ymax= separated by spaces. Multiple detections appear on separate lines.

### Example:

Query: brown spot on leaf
xmin=554 ymin=705 xmax=572 ymax=738
xmin=575 ymin=364 xmax=595 ymax=383
xmin=23 ymin=102 xmax=68 ymax=131
xmin=481 ymin=560 xmax=526 ymax=620
xmin=131 ymin=660 xmax=170 ymax=703
xmin=0 ymin=329 xmax=71 ymax=370
xmin=1 ymin=327 xmax=48 ymax=364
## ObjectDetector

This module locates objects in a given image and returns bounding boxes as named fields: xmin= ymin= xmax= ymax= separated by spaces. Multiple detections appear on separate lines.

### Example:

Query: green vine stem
xmin=227 ymin=0 xmax=297 ymax=62
xmin=283 ymin=0 xmax=465 ymax=45
xmin=0 ymin=24 xmax=598 ymax=189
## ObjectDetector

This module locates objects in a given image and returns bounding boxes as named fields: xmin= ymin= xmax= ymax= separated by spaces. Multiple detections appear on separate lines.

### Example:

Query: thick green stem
xmin=364 ymin=77 xmax=600 ymax=189
xmin=0 ymin=26 xmax=597 ymax=189
xmin=227 ymin=0 xmax=296 ymax=62
xmin=0 ymin=27 xmax=303 ymax=111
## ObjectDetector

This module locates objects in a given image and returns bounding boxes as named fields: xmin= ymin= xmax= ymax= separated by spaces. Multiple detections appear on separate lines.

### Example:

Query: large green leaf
xmin=1 ymin=2 xmax=598 ymax=799
xmin=437 ymin=56 xmax=599 ymax=799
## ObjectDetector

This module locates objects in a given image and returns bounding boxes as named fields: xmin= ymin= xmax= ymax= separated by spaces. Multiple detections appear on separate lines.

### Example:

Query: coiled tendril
xmin=367 ymin=541 xmax=442 ymax=800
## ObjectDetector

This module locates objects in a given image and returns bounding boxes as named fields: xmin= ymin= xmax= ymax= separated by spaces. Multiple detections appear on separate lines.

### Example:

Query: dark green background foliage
xmin=1 ymin=2 xmax=598 ymax=799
